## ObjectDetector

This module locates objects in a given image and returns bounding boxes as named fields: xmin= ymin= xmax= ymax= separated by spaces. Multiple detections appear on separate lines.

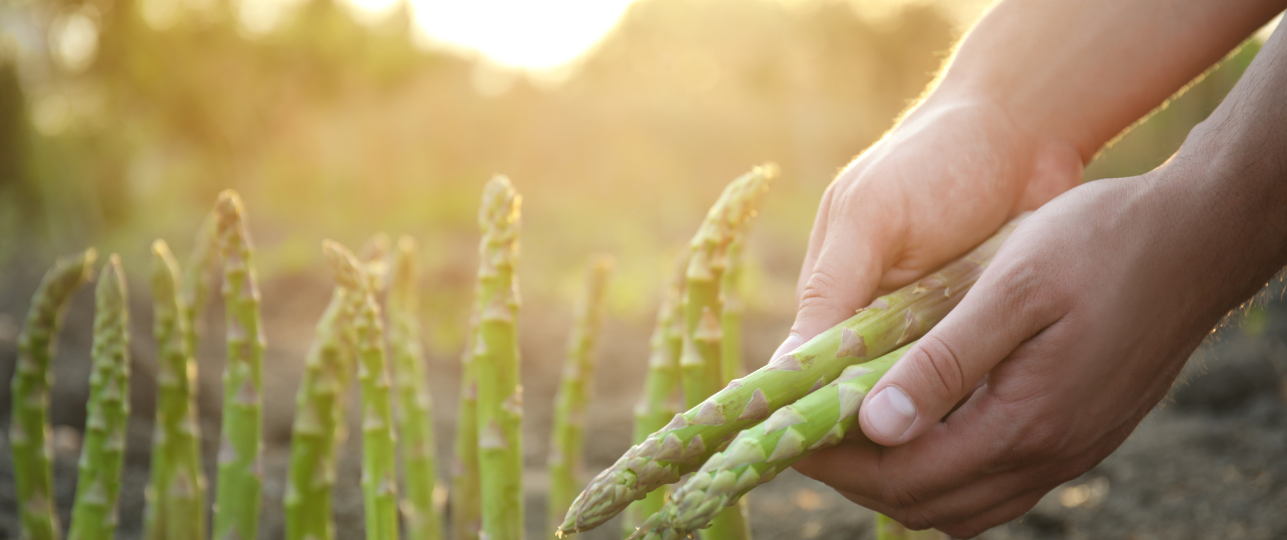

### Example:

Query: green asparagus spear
xmin=720 ymin=238 xmax=745 ymax=384
xmin=451 ymin=311 xmax=482 ymax=540
xmin=68 ymin=255 xmax=131 ymax=540
xmin=621 ymin=257 xmax=687 ymax=537
xmin=548 ymin=255 xmax=614 ymax=539
xmin=474 ymin=176 xmax=524 ymax=540
xmin=145 ymin=241 xmax=208 ymax=540
xmin=678 ymin=168 xmax=773 ymax=540
xmin=560 ymin=216 xmax=1023 ymax=534
xmin=9 ymin=248 xmax=95 ymax=540
xmin=212 ymin=190 xmax=267 ymax=540
xmin=390 ymin=236 xmax=444 ymax=540
xmin=284 ymin=287 xmax=358 ymax=540
xmin=181 ymin=210 xmax=218 ymax=362
xmin=631 ymin=343 xmax=914 ymax=539
xmin=324 ymin=240 xmax=401 ymax=540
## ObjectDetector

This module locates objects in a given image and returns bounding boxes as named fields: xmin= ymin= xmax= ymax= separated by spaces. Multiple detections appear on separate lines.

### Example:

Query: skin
xmin=783 ymin=0 xmax=1287 ymax=537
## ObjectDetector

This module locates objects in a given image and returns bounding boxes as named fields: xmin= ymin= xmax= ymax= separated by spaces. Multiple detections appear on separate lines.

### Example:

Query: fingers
xmin=792 ymin=386 xmax=1024 ymax=506
xmin=859 ymin=254 xmax=1062 ymax=446
xmin=779 ymin=184 xmax=898 ymax=360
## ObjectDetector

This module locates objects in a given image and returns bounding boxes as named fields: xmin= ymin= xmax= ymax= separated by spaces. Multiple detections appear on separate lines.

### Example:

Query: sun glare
xmin=338 ymin=0 xmax=640 ymax=71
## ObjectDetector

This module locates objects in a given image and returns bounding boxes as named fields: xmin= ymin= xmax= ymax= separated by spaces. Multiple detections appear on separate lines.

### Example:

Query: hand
xmin=793 ymin=167 xmax=1281 ymax=537
xmin=777 ymin=91 xmax=1083 ymax=359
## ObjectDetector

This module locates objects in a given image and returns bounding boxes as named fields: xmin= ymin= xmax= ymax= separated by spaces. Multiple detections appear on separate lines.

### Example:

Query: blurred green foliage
xmin=0 ymin=0 xmax=1266 ymax=352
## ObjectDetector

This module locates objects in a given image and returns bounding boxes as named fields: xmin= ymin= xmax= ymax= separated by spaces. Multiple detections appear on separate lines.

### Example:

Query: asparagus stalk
xmin=451 ymin=311 xmax=482 ymax=540
xmin=180 ymin=210 xmax=218 ymax=362
xmin=389 ymin=236 xmax=445 ymax=540
xmin=145 ymin=241 xmax=208 ymax=540
xmin=324 ymin=240 xmax=401 ymax=540
xmin=9 ymin=248 xmax=96 ymax=540
xmin=678 ymin=168 xmax=774 ymax=540
xmin=630 ymin=343 xmax=915 ymax=539
xmin=284 ymin=287 xmax=358 ymax=540
xmin=548 ymin=255 xmax=614 ymax=539
xmin=68 ymin=255 xmax=131 ymax=540
xmin=621 ymin=258 xmax=687 ymax=537
xmin=474 ymin=176 xmax=524 ymax=540
xmin=719 ymin=240 xmax=743 ymax=385
xmin=212 ymin=190 xmax=267 ymax=540
xmin=559 ymin=216 xmax=1023 ymax=534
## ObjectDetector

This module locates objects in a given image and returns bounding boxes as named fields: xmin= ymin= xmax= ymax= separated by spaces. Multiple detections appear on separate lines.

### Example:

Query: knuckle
xmin=798 ymin=267 xmax=842 ymax=306
xmin=907 ymin=334 xmax=968 ymax=406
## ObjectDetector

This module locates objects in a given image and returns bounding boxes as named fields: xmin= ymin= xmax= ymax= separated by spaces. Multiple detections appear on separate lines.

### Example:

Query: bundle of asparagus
xmin=630 ymin=343 xmax=915 ymax=539
xmin=561 ymin=217 xmax=1022 ymax=535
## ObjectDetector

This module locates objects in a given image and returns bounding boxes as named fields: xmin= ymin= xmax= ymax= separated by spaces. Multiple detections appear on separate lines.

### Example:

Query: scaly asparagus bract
xmin=9 ymin=248 xmax=95 ymax=540
xmin=621 ymin=258 xmax=687 ymax=536
xmin=145 ymin=241 xmax=208 ymax=540
xmin=676 ymin=168 xmax=774 ymax=540
xmin=68 ymin=256 xmax=131 ymax=540
xmin=180 ymin=210 xmax=219 ymax=361
xmin=631 ymin=343 xmax=914 ymax=539
xmin=560 ymin=216 xmax=1023 ymax=534
xmin=212 ymin=190 xmax=267 ymax=540
xmin=389 ymin=236 xmax=444 ymax=540
xmin=474 ymin=176 xmax=525 ymax=540
xmin=284 ymin=287 xmax=357 ymax=540
xmin=548 ymin=256 xmax=614 ymax=539
xmin=324 ymin=241 xmax=401 ymax=540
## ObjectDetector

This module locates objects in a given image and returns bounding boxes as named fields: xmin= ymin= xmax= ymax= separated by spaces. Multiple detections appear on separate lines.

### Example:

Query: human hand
xmin=778 ymin=91 xmax=1083 ymax=358
xmin=792 ymin=167 xmax=1285 ymax=537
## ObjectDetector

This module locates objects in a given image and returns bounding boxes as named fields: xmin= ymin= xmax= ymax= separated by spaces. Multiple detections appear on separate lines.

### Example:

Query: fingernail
xmin=867 ymin=386 xmax=917 ymax=442
xmin=770 ymin=334 xmax=803 ymax=364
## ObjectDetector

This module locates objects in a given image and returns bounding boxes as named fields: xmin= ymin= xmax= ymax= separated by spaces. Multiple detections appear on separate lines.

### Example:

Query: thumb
xmin=858 ymin=265 xmax=1052 ymax=446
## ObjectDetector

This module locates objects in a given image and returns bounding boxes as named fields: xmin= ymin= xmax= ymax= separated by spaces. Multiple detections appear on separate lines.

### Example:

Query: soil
xmin=0 ymin=267 xmax=1284 ymax=540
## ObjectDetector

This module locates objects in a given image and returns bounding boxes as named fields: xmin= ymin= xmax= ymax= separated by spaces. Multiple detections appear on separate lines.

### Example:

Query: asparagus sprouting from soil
xmin=181 ymin=209 xmax=219 ymax=359
xmin=677 ymin=167 xmax=775 ymax=540
xmin=560 ymin=215 xmax=1024 ymax=534
xmin=212 ymin=190 xmax=267 ymax=540
xmin=548 ymin=255 xmax=614 ymax=538
xmin=145 ymin=241 xmax=208 ymax=540
xmin=630 ymin=343 xmax=914 ymax=539
xmin=451 ymin=310 xmax=482 ymax=540
xmin=474 ymin=176 xmax=524 ymax=540
xmin=9 ymin=248 xmax=95 ymax=540
xmin=68 ymin=255 xmax=130 ymax=540
xmin=325 ymin=240 xmax=401 ymax=540
xmin=389 ymin=236 xmax=444 ymax=540
xmin=720 ymin=239 xmax=746 ymax=384
xmin=284 ymin=287 xmax=357 ymax=540
xmin=621 ymin=257 xmax=687 ymax=536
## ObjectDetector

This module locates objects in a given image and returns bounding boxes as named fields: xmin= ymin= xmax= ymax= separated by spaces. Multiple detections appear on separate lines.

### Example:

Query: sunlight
xmin=345 ymin=0 xmax=640 ymax=71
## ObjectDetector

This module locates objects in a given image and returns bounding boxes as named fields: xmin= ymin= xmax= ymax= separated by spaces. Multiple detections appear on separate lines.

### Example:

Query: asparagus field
xmin=3 ymin=172 xmax=1277 ymax=540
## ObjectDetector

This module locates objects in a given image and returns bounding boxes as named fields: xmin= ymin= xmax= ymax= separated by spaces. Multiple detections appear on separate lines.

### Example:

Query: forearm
xmin=1158 ymin=19 xmax=1287 ymax=302
xmin=933 ymin=0 xmax=1287 ymax=161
